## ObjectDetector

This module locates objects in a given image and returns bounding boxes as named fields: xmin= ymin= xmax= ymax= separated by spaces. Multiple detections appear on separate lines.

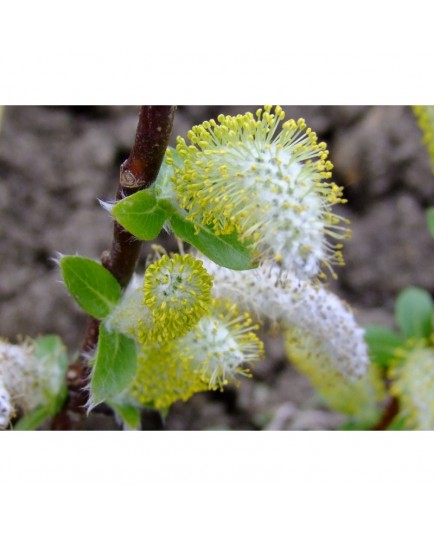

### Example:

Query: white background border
xmin=1 ymin=1 xmax=434 ymax=533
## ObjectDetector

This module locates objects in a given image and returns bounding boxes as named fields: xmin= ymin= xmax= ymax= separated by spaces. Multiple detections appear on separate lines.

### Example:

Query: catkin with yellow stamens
xmin=389 ymin=344 xmax=434 ymax=430
xmin=130 ymin=299 xmax=263 ymax=410
xmin=139 ymin=253 xmax=213 ymax=343
xmin=170 ymin=106 xmax=350 ymax=280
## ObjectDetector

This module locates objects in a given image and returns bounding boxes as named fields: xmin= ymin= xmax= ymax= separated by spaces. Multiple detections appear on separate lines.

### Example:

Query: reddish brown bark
xmin=52 ymin=106 xmax=176 ymax=430
xmin=372 ymin=397 xmax=399 ymax=431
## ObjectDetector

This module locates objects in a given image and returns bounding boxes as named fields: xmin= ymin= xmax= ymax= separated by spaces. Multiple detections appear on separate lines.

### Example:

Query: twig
xmin=103 ymin=106 xmax=176 ymax=286
xmin=372 ymin=396 xmax=399 ymax=431
xmin=52 ymin=106 xmax=176 ymax=430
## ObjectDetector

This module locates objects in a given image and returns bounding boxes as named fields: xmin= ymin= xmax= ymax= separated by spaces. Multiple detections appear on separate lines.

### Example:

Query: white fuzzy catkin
xmin=0 ymin=339 xmax=49 ymax=428
xmin=0 ymin=380 xmax=12 ymax=430
xmin=179 ymin=300 xmax=264 ymax=390
xmin=0 ymin=339 xmax=42 ymax=413
xmin=105 ymin=275 xmax=151 ymax=338
xmin=201 ymin=258 xmax=369 ymax=381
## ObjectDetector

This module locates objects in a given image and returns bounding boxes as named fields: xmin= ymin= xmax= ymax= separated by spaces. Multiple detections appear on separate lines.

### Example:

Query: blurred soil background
xmin=1 ymin=105 xmax=434 ymax=430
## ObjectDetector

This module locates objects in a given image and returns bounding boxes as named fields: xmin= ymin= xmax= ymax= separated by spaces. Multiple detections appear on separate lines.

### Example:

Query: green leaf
xmin=60 ymin=256 xmax=122 ymax=319
xmin=90 ymin=325 xmax=137 ymax=409
xmin=154 ymin=155 xmax=176 ymax=196
xmin=34 ymin=335 xmax=68 ymax=379
xmin=387 ymin=414 xmax=408 ymax=431
xmin=364 ymin=326 xmax=405 ymax=368
xmin=107 ymin=401 xmax=141 ymax=430
xmin=34 ymin=335 xmax=67 ymax=360
xmin=14 ymin=406 xmax=51 ymax=431
xmin=167 ymin=147 xmax=184 ymax=168
xmin=338 ymin=419 xmax=371 ymax=431
xmin=395 ymin=287 xmax=434 ymax=340
xmin=426 ymin=207 xmax=434 ymax=239
xmin=33 ymin=335 xmax=69 ymax=414
xmin=112 ymin=189 xmax=167 ymax=240
xmin=50 ymin=385 xmax=68 ymax=416
xmin=169 ymin=213 xmax=256 ymax=271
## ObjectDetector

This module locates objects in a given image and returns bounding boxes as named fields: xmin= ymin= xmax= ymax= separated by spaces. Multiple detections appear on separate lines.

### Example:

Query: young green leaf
xmin=387 ymin=414 xmax=407 ymax=431
xmin=14 ymin=406 xmax=52 ymax=431
xmin=107 ymin=400 xmax=141 ymax=430
xmin=364 ymin=326 xmax=405 ymax=368
xmin=169 ymin=213 xmax=256 ymax=271
xmin=166 ymin=147 xmax=184 ymax=168
xmin=34 ymin=335 xmax=67 ymax=360
xmin=395 ymin=286 xmax=434 ymax=340
xmin=112 ymin=189 xmax=167 ymax=240
xmin=90 ymin=325 xmax=137 ymax=408
xmin=338 ymin=418 xmax=379 ymax=431
xmin=34 ymin=335 xmax=68 ymax=378
xmin=60 ymin=256 xmax=122 ymax=319
xmin=33 ymin=335 xmax=69 ymax=414
xmin=426 ymin=207 xmax=434 ymax=239
xmin=153 ymin=154 xmax=178 ymax=198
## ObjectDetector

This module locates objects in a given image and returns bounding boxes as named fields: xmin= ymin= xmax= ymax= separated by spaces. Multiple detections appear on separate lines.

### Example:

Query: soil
xmin=1 ymin=105 xmax=433 ymax=430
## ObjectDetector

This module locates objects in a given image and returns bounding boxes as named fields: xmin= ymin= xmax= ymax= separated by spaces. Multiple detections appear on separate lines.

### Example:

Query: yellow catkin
xmin=130 ymin=341 xmax=207 ymax=410
xmin=138 ymin=253 xmax=213 ymax=344
xmin=130 ymin=300 xmax=264 ymax=410
xmin=283 ymin=328 xmax=385 ymax=424
xmin=413 ymin=105 xmax=434 ymax=173
xmin=170 ymin=106 xmax=349 ymax=280
xmin=389 ymin=343 xmax=434 ymax=430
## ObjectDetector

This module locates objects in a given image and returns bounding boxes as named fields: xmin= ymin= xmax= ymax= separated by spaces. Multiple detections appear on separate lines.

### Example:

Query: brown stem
xmin=104 ymin=106 xmax=176 ymax=285
xmin=120 ymin=106 xmax=176 ymax=189
xmin=372 ymin=396 xmax=399 ymax=431
xmin=52 ymin=106 xmax=176 ymax=430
